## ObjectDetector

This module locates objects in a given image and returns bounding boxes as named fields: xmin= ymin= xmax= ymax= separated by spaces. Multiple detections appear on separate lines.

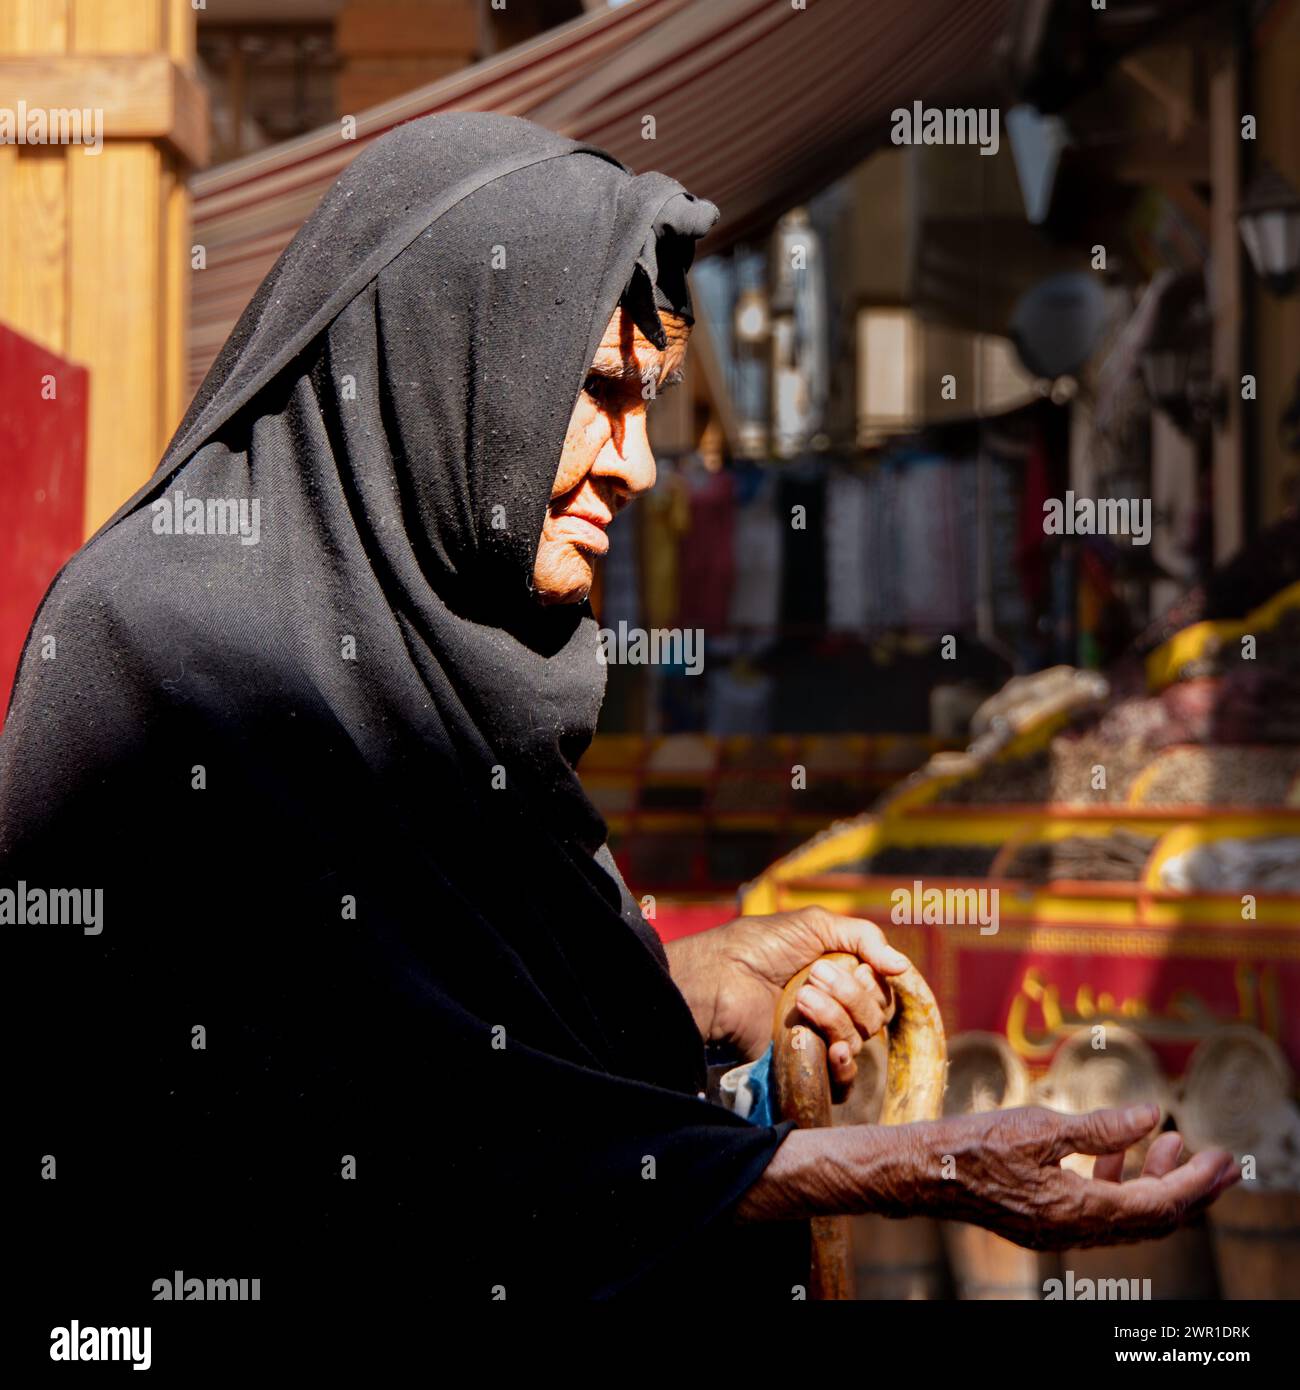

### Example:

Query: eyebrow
xmin=587 ymin=363 xmax=685 ymax=390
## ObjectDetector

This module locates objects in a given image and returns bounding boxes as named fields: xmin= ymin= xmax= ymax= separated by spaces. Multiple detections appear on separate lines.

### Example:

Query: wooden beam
xmin=336 ymin=0 xmax=477 ymax=111
xmin=0 ymin=55 xmax=210 ymax=166
xmin=337 ymin=2 xmax=479 ymax=55
xmin=0 ymin=0 xmax=70 ymax=52
xmin=67 ymin=142 xmax=165 ymax=532
xmin=6 ymin=149 xmax=67 ymax=354
xmin=71 ymin=0 xmax=163 ymax=52
xmin=161 ymin=162 xmax=191 ymax=442
xmin=1119 ymin=54 xmax=1195 ymax=142
xmin=1252 ymin=0 xmax=1300 ymax=527
xmin=0 ymin=1 xmax=70 ymax=355
xmin=1208 ymin=57 xmax=1243 ymax=563
xmin=1107 ymin=125 xmax=1210 ymax=184
xmin=2 ymin=0 xmax=204 ymax=537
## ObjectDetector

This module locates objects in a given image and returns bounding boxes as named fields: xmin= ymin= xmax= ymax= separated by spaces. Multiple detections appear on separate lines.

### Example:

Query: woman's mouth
xmin=551 ymin=510 xmax=610 ymax=554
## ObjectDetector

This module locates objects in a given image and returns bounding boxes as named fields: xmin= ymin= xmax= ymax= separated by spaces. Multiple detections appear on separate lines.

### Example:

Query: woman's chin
xmin=533 ymin=544 xmax=594 ymax=605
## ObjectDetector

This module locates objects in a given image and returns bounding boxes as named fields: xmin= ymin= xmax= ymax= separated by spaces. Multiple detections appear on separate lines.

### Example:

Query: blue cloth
xmin=744 ymin=1043 xmax=775 ymax=1127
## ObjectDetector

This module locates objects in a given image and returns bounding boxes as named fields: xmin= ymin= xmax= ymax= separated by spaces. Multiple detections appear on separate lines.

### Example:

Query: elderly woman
xmin=1 ymin=114 xmax=1234 ymax=1309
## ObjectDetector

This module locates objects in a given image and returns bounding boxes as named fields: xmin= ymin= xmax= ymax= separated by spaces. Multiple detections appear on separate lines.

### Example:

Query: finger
xmin=1083 ymin=1148 xmax=1233 ymax=1233
xmin=848 ymin=960 xmax=889 ymax=1010
xmin=1210 ymin=1157 xmax=1241 ymax=1200
xmin=1189 ymin=1151 xmax=1239 ymax=1209
xmin=1214 ymin=1153 xmax=1240 ymax=1189
xmin=1140 ymin=1131 xmax=1185 ymax=1179
xmin=808 ymin=958 xmax=886 ymax=1039
xmin=796 ymin=983 xmax=862 ymax=1055
xmin=855 ymin=962 xmax=897 ymax=1025
xmin=1092 ymin=1150 xmax=1125 ymax=1183
xmin=1094 ymin=1129 xmax=1181 ymax=1184
xmin=808 ymin=910 xmax=910 ymax=976
xmin=828 ymin=1039 xmax=858 ymax=1090
xmin=1168 ymin=1155 xmax=1240 ymax=1237
xmin=1051 ymin=1104 xmax=1160 ymax=1162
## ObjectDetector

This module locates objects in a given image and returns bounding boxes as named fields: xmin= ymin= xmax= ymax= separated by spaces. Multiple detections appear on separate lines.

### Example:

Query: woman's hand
xmin=903 ymin=1104 xmax=1240 ymax=1247
xmin=736 ymin=1103 xmax=1241 ymax=1242
xmin=663 ymin=905 xmax=909 ymax=1088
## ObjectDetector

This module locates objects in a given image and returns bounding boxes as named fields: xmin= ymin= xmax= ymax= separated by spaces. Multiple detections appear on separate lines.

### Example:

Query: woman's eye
xmin=583 ymin=374 xmax=616 ymax=405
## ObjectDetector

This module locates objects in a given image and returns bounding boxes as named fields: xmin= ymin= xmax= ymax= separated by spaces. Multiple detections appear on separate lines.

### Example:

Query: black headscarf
xmin=1 ymin=113 xmax=805 ymax=1307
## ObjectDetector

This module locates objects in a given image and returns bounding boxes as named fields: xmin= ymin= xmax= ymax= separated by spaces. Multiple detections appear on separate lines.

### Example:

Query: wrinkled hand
xmin=909 ymin=1104 xmax=1240 ymax=1249
xmin=665 ymin=906 xmax=909 ymax=1087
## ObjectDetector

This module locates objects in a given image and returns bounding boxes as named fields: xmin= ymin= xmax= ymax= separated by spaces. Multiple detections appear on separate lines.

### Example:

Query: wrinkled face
xmin=532 ymin=306 xmax=690 ymax=604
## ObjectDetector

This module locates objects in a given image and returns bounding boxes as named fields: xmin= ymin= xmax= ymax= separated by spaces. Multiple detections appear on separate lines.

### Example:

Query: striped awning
xmin=189 ymin=0 xmax=1014 ymax=393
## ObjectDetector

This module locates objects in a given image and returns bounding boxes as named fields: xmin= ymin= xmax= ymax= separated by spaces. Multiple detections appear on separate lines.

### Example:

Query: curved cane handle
xmin=771 ymin=952 xmax=947 ymax=1300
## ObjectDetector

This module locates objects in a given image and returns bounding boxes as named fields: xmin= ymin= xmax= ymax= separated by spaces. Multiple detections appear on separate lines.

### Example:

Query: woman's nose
xmin=595 ymin=408 xmax=657 ymax=498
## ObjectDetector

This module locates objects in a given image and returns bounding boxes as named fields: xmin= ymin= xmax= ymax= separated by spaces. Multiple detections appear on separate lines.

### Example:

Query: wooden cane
xmin=771 ymin=952 xmax=947 ymax=1300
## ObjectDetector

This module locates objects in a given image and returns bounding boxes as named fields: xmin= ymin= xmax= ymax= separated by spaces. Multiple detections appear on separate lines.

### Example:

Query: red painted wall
xmin=0 ymin=322 xmax=88 ymax=726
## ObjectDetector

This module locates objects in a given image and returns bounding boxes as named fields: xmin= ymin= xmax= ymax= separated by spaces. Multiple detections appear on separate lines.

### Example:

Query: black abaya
xmin=0 ymin=113 xmax=807 ymax=1306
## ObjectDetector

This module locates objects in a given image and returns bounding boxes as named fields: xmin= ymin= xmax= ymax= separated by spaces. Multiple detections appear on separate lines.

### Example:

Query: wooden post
xmin=335 ymin=0 xmax=478 ymax=115
xmin=1208 ymin=55 xmax=1244 ymax=563
xmin=1253 ymin=0 xmax=1300 ymax=524
xmin=0 ymin=0 xmax=207 ymax=537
